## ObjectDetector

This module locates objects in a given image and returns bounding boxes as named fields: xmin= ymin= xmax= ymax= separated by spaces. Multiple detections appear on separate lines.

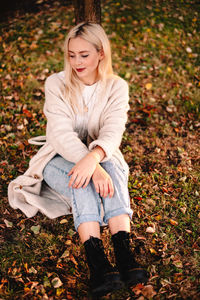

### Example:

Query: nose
xmin=75 ymin=56 xmax=82 ymax=66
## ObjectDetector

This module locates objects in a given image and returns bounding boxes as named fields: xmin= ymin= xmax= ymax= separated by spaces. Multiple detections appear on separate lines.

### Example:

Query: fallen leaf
xmin=65 ymin=240 xmax=72 ymax=245
xmin=186 ymin=47 xmax=192 ymax=53
xmin=154 ymin=215 xmax=162 ymax=221
xmin=145 ymin=83 xmax=152 ymax=90
xmin=173 ymin=273 xmax=184 ymax=282
xmin=60 ymin=219 xmax=68 ymax=224
xmin=132 ymin=283 xmax=144 ymax=295
xmin=68 ymin=229 xmax=76 ymax=236
xmin=180 ymin=207 xmax=187 ymax=214
xmin=169 ymin=219 xmax=178 ymax=226
xmin=173 ymin=260 xmax=183 ymax=268
xmin=52 ymin=277 xmax=63 ymax=288
xmin=141 ymin=285 xmax=157 ymax=299
xmin=4 ymin=219 xmax=13 ymax=228
xmin=149 ymin=248 xmax=157 ymax=254
xmin=146 ymin=226 xmax=156 ymax=233
xmin=60 ymin=250 xmax=70 ymax=258
xmin=134 ymin=196 xmax=143 ymax=201
xmin=31 ymin=225 xmax=41 ymax=234
xmin=56 ymin=288 xmax=65 ymax=296
xmin=146 ymin=199 xmax=156 ymax=207
xmin=28 ymin=267 xmax=37 ymax=274
xmin=125 ymin=72 xmax=131 ymax=79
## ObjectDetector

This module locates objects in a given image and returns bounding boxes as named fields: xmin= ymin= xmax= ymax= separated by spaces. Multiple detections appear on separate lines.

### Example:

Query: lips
xmin=76 ymin=68 xmax=86 ymax=72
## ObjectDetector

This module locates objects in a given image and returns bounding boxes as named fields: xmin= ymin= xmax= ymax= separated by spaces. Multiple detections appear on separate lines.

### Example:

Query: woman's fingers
xmin=68 ymin=171 xmax=77 ymax=187
xmin=108 ymin=180 xmax=114 ymax=198
xmin=93 ymin=176 xmax=114 ymax=198
xmin=100 ymin=184 xmax=105 ymax=198
xmin=95 ymin=183 xmax=100 ymax=194
xmin=68 ymin=168 xmax=91 ymax=189
xmin=82 ymin=176 xmax=90 ymax=189
xmin=73 ymin=176 xmax=86 ymax=188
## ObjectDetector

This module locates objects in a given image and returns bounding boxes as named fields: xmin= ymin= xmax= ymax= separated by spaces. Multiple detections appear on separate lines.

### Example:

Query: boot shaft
xmin=112 ymin=231 xmax=137 ymax=269
xmin=84 ymin=236 xmax=113 ymax=274
xmin=112 ymin=231 xmax=149 ymax=285
xmin=112 ymin=231 xmax=132 ymax=256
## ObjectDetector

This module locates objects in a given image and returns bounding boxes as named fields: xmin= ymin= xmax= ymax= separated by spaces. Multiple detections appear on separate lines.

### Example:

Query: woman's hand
xmin=68 ymin=152 xmax=98 ymax=189
xmin=92 ymin=164 xmax=114 ymax=198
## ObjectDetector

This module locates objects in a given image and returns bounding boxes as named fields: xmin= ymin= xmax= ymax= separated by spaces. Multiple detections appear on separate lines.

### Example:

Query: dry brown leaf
xmin=141 ymin=285 xmax=157 ymax=299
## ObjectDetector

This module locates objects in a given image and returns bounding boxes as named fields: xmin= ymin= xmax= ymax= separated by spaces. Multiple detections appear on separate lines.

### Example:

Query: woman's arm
xmin=44 ymin=74 xmax=90 ymax=163
xmin=68 ymin=146 xmax=105 ymax=188
xmin=89 ymin=78 xmax=129 ymax=161
xmin=68 ymin=145 xmax=114 ymax=198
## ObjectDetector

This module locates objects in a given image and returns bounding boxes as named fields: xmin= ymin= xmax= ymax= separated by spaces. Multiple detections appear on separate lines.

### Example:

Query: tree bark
xmin=74 ymin=0 xmax=101 ymax=24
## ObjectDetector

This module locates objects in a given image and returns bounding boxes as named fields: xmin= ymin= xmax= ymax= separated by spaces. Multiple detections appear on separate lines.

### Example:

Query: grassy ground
xmin=0 ymin=0 xmax=200 ymax=299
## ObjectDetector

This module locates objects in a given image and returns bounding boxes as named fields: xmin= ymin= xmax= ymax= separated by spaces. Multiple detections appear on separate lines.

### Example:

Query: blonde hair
xmin=64 ymin=22 xmax=113 ymax=112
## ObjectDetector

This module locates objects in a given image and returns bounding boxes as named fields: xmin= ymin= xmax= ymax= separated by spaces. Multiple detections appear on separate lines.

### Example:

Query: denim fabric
xmin=43 ymin=154 xmax=133 ymax=231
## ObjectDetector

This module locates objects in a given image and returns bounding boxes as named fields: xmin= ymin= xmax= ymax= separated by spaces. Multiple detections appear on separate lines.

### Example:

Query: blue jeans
xmin=43 ymin=155 xmax=133 ymax=231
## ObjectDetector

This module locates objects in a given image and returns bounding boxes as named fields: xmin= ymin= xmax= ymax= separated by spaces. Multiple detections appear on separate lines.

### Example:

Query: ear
xmin=99 ymin=48 xmax=104 ymax=61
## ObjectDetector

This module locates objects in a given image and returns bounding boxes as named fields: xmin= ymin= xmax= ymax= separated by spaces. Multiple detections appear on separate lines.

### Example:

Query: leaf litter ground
xmin=0 ymin=0 xmax=200 ymax=299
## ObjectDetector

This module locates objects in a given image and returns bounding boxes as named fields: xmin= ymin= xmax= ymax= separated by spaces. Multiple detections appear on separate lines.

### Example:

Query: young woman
xmin=8 ymin=22 xmax=149 ymax=297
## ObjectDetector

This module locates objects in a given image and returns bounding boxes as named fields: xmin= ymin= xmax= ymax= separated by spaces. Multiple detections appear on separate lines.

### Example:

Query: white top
xmin=75 ymin=82 xmax=98 ymax=142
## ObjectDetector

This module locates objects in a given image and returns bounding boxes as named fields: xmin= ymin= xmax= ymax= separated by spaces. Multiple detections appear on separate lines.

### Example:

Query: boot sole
xmin=91 ymin=275 xmax=124 ymax=297
xmin=122 ymin=268 xmax=149 ymax=287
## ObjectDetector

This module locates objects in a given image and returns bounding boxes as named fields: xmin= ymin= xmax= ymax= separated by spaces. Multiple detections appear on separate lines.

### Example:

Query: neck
xmin=82 ymin=72 xmax=99 ymax=86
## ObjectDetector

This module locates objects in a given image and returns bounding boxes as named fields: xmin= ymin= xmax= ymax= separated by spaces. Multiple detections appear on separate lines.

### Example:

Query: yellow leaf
xmin=56 ymin=288 xmax=65 ymax=296
xmin=60 ymin=219 xmax=68 ymax=224
xmin=24 ymin=287 xmax=30 ymax=293
xmin=145 ymin=83 xmax=152 ymax=90
xmin=60 ymin=250 xmax=70 ymax=258
xmin=125 ymin=72 xmax=131 ymax=79
xmin=155 ymin=215 xmax=162 ymax=221
xmin=24 ymin=263 xmax=28 ymax=272
xmin=149 ymin=247 xmax=157 ymax=254
xmin=167 ymin=67 xmax=172 ymax=73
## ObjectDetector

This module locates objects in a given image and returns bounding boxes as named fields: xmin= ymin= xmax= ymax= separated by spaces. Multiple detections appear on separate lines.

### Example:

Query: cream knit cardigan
xmin=8 ymin=72 xmax=130 ymax=219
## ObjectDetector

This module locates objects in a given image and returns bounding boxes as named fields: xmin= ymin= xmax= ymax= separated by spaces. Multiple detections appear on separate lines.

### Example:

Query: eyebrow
xmin=68 ymin=50 xmax=90 ymax=54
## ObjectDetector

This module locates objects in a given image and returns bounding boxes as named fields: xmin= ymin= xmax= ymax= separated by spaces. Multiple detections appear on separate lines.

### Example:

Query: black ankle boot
xmin=84 ymin=236 xmax=124 ymax=297
xmin=112 ymin=231 xmax=149 ymax=286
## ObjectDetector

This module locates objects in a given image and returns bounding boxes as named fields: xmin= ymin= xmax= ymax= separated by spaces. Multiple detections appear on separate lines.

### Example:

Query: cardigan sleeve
xmin=43 ymin=74 xmax=90 ymax=163
xmin=88 ymin=77 xmax=129 ymax=161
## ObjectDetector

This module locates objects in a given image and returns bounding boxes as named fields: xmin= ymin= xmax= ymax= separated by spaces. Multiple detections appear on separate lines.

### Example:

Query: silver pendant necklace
xmin=82 ymin=82 xmax=98 ymax=113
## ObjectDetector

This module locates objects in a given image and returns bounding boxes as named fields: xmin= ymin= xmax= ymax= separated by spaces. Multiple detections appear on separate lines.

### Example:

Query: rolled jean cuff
xmin=74 ymin=214 xmax=103 ymax=232
xmin=103 ymin=208 xmax=133 ymax=225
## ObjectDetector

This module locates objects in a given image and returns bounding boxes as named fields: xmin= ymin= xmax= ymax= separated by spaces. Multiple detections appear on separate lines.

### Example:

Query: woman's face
xmin=68 ymin=37 xmax=103 ymax=85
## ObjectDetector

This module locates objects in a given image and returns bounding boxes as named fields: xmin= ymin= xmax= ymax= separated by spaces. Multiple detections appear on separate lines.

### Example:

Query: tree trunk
xmin=74 ymin=0 xmax=101 ymax=24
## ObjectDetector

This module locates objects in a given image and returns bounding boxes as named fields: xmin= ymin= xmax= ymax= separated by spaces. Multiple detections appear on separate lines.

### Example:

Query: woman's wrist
xmin=90 ymin=146 xmax=105 ymax=163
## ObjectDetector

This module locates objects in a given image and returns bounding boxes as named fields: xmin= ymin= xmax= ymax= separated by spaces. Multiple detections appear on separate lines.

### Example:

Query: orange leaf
xmin=169 ymin=219 xmax=178 ymax=226
xmin=132 ymin=283 xmax=144 ymax=295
